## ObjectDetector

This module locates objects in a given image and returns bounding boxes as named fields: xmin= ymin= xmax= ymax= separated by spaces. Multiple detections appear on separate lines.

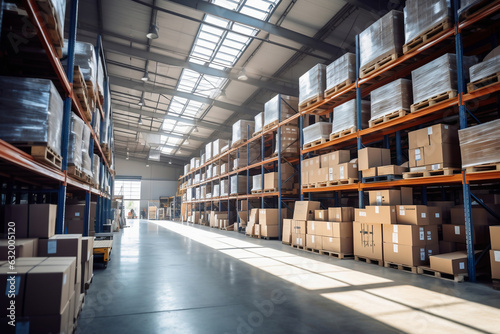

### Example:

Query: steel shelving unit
xmin=0 ymin=0 xmax=115 ymax=236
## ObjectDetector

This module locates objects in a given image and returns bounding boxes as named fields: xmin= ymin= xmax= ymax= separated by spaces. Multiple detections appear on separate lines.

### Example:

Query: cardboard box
xmin=254 ymin=224 xmax=261 ymax=237
xmin=65 ymin=204 xmax=86 ymax=220
xmin=428 ymin=206 xmax=443 ymax=225
xmin=331 ymin=222 xmax=353 ymax=238
xmin=86 ymin=255 xmax=94 ymax=283
xmin=306 ymin=234 xmax=323 ymax=250
xmin=353 ymin=222 xmax=383 ymax=261
xmin=429 ymin=251 xmax=470 ymax=275
xmin=314 ymin=210 xmax=329 ymax=221
xmin=302 ymin=156 xmax=321 ymax=171
xmin=245 ymin=225 xmax=254 ymax=236
xmin=383 ymin=243 xmax=428 ymax=266
xmin=81 ymin=237 xmax=94 ymax=263
xmin=428 ymin=201 xmax=454 ymax=221
xmin=369 ymin=190 xmax=401 ymax=206
xmin=18 ymin=299 xmax=71 ymax=334
xmin=365 ymin=206 xmax=397 ymax=224
xmin=43 ymin=257 xmax=77 ymax=287
xmin=282 ymin=219 xmax=293 ymax=244
xmin=439 ymin=240 xmax=456 ymax=253
xmin=292 ymin=220 xmax=307 ymax=236
xmin=354 ymin=209 xmax=368 ymax=223
xmin=260 ymin=225 xmax=279 ymax=238
xmin=309 ymin=167 xmax=330 ymax=183
xmin=301 ymin=171 xmax=309 ymax=185
xmin=0 ymin=266 xmax=31 ymax=314
xmin=383 ymin=224 xmax=427 ymax=246
xmin=4 ymin=204 xmax=28 ymax=237
xmin=491 ymin=226 xmax=500 ymax=250
xmin=322 ymin=237 xmax=353 ymax=254
xmin=38 ymin=234 xmax=82 ymax=262
xmin=0 ymin=238 xmax=38 ymax=260
xmin=442 ymin=224 xmax=489 ymax=244
xmin=293 ymin=201 xmax=320 ymax=221
xmin=66 ymin=219 xmax=85 ymax=234
xmin=358 ymin=147 xmax=391 ymax=171
xmin=328 ymin=207 xmax=353 ymax=222
xmin=292 ymin=233 xmax=305 ymax=247
xmin=362 ymin=167 xmax=377 ymax=178
xmin=258 ymin=209 xmax=286 ymax=226
xmin=24 ymin=264 xmax=72 ymax=316
xmin=409 ymin=147 xmax=425 ymax=167
xmin=425 ymin=225 xmax=439 ymax=245
xmin=423 ymin=143 xmax=461 ymax=169
xmin=450 ymin=206 xmax=500 ymax=225
xmin=29 ymin=204 xmax=57 ymax=238
xmin=396 ymin=205 xmax=429 ymax=225
xmin=336 ymin=162 xmax=358 ymax=180
xmin=377 ymin=165 xmax=407 ymax=176
xmin=490 ymin=250 xmax=500 ymax=279
xmin=322 ymin=150 xmax=351 ymax=168
xmin=408 ymin=124 xmax=458 ymax=149
xmin=400 ymin=187 xmax=413 ymax=205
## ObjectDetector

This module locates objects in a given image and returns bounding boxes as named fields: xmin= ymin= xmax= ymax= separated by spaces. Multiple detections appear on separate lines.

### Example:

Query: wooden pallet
xmin=251 ymin=190 xmax=262 ymax=194
xmin=466 ymin=163 xmax=500 ymax=174
xmin=403 ymin=167 xmax=461 ymax=179
xmin=326 ymin=178 xmax=358 ymax=186
xmin=298 ymin=94 xmax=324 ymax=111
xmin=403 ymin=19 xmax=453 ymax=54
xmin=86 ymin=80 xmax=97 ymax=104
xmin=362 ymin=174 xmax=403 ymax=183
xmin=360 ymin=53 xmax=399 ymax=78
xmin=16 ymin=144 xmax=62 ymax=170
xmin=384 ymin=261 xmax=418 ymax=274
xmin=411 ymin=90 xmax=457 ymax=113
xmin=263 ymin=120 xmax=279 ymax=131
xmin=259 ymin=236 xmax=279 ymax=240
xmin=252 ymin=130 xmax=263 ymax=138
xmin=493 ymin=279 xmax=500 ymax=291
xmin=319 ymin=250 xmax=353 ymax=260
xmin=231 ymin=139 xmax=246 ymax=147
xmin=330 ymin=126 xmax=356 ymax=140
xmin=417 ymin=266 xmax=466 ymax=283
xmin=459 ymin=0 xmax=498 ymax=20
xmin=324 ymin=78 xmax=355 ymax=98
xmin=467 ymin=72 xmax=500 ymax=93
xmin=73 ymin=67 xmax=92 ymax=121
xmin=303 ymin=137 xmax=328 ymax=149
xmin=368 ymin=110 xmax=408 ymax=128
xmin=68 ymin=165 xmax=91 ymax=183
xmin=315 ymin=181 xmax=328 ymax=188
xmin=306 ymin=247 xmax=321 ymax=254
xmin=271 ymin=151 xmax=298 ymax=158
xmin=263 ymin=188 xmax=278 ymax=193
xmin=292 ymin=244 xmax=305 ymax=250
xmin=282 ymin=241 xmax=291 ymax=246
xmin=302 ymin=184 xmax=310 ymax=189
xmin=36 ymin=0 xmax=63 ymax=58
xmin=354 ymin=255 xmax=383 ymax=266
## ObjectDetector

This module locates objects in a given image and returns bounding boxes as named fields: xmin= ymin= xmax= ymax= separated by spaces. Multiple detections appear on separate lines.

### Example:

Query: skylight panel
xmin=205 ymin=15 xmax=229 ymax=28
xmin=240 ymin=6 xmax=267 ymax=20
xmin=213 ymin=0 xmax=239 ymax=10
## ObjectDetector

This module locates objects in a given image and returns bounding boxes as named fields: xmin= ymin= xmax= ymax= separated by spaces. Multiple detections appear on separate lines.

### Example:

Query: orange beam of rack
xmin=67 ymin=177 xmax=92 ymax=192
xmin=361 ymin=174 xmax=463 ymax=189
xmin=301 ymin=132 xmax=357 ymax=154
xmin=248 ymin=157 xmax=279 ymax=170
xmin=302 ymin=183 xmax=358 ymax=193
xmin=462 ymin=83 xmax=500 ymax=103
xmin=97 ymin=98 xmax=105 ymax=120
xmin=458 ymin=2 xmax=500 ymax=31
xmin=466 ymin=171 xmax=500 ymax=183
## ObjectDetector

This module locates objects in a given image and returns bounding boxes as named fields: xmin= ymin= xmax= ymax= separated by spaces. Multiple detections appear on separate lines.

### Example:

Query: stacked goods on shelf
xmin=467 ymin=52 xmax=500 ymax=92
xmin=190 ymin=158 xmax=200 ymax=171
xmin=491 ymin=226 xmax=500 ymax=280
xmin=254 ymin=112 xmax=264 ymax=135
xmin=205 ymin=142 xmax=212 ymax=161
xmin=407 ymin=123 xmax=460 ymax=174
xmin=213 ymin=139 xmax=229 ymax=158
xmin=377 ymin=162 xmax=409 ymax=178
xmin=213 ymin=184 xmax=220 ymax=198
xmin=330 ymin=100 xmax=369 ymax=139
xmin=93 ymin=107 xmax=101 ymax=140
xmin=458 ymin=119 xmax=500 ymax=169
xmin=303 ymin=122 xmax=331 ymax=147
xmin=212 ymin=163 xmax=220 ymax=178
xmin=458 ymin=0 xmax=493 ymax=18
xmin=359 ymin=10 xmax=404 ymax=78
xmin=65 ymin=203 xmax=97 ymax=235
xmin=220 ymin=179 xmax=229 ymax=196
xmin=411 ymin=53 xmax=476 ymax=112
xmin=274 ymin=125 xmax=299 ymax=156
xmin=81 ymin=125 xmax=92 ymax=178
xmin=230 ymin=175 xmax=249 ymax=195
xmin=200 ymin=185 xmax=206 ymax=199
xmin=306 ymin=207 xmax=354 ymax=255
xmin=209 ymin=211 xmax=229 ymax=228
xmin=326 ymin=150 xmax=357 ymax=184
xmin=221 ymin=140 xmax=231 ymax=154
xmin=0 ymin=77 xmax=64 ymax=168
xmin=325 ymin=53 xmax=356 ymax=96
xmin=264 ymin=94 xmax=299 ymax=129
xmin=298 ymin=64 xmax=326 ymax=109
xmin=251 ymin=174 xmax=262 ymax=192
xmin=195 ymin=187 xmax=200 ymax=200
xmin=245 ymin=209 xmax=259 ymax=235
xmin=291 ymin=201 xmax=320 ymax=247
xmin=68 ymin=112 xmax=84 ymax=176
xmin=282 ymin=218 xmax=293 ymax=244
xmin=358 ymin=147 xmax=391 ymax=178
xmin=232 ymin=144 xmax=260 ymax=169
xmin=402 ymin=0 xmax=452 ymax=54
xmin=184 ymin=163 xmax=190 ymax=175
xmin=254 ymin=209 xmax=287 ymax=238
xmin=201 ymin=153 xmax=206 ymax=165
xmin=369 ymin=79 xmax=412 ymax=127
xmin=264 ymin=163 xmax=295 ymax=191
xmin=220 ymin=162 xmax=229 ymax=175
xmin=206 ymin=164 xmax=212 ymax=179
xmin=232 ymin=120 xmax=255 ymax=147
xmin=148 ymin=206 xmax=157 ymax=219
xmin=301 ymin=156 xmax=320 ymax=186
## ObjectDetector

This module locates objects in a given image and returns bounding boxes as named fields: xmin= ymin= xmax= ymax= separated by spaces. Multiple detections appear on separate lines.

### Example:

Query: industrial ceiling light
xmin=146 ymin=164 xmax=150 ymax=167
xmin=147 ymin=23 xmax=159 ymax=39
xmin=138 ymin=97 xmax=145 ymax=106
xmin=138 ymin=115 xmax=143 ymax=125
xmin=238 ymin=69 xmax=248 ymax=81
xmin=168 ymin=160 xmax=172 ymax=165
xmin=126 ymin=156 xmax=129 ymax=160
xmin=141 ymin=70 xmax=149 ymax=82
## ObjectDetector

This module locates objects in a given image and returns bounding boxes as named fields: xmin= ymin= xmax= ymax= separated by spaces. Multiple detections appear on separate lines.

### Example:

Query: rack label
xmin=459 ymin=262 xmax=465 ymax=270
xmin=47 ymin=240 xmax=57 ymax=254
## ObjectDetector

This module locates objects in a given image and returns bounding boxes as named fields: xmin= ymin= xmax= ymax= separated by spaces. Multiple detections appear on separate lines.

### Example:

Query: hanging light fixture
xmin=138 ymin=115 xmax=143 ymax=125
xmin=147 ymin=23 xmax=159 ymax=39
xmin=168 ymin=160 xmax=172 ymax=165
xmin=138 ymin=96 xmax=145 ymax=106
xmin=238 ymin=69 xmax=248 ymax=81
xmin=146 ymin=164 xmax=150 ymax=167
xmin=141 ymin=70 xmax=149 ymax=82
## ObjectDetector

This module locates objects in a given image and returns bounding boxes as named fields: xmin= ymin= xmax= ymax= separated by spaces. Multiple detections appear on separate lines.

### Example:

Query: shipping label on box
xmin=365 ymin=206 xmax=397 ymax=224
xmin=314 ymin=210 xmax=329 ymax=221
xmin=368 ymin=190 xmax=401 ymax=206
xmin=396 ymin=205 xmax=429 ymax=225
xmin=353 ymin=222 xmax=383 ymax=261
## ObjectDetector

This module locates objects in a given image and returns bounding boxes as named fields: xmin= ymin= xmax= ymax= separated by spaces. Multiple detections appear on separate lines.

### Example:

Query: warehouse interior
xmin=1 ymin=0 xmax=500 ymax=333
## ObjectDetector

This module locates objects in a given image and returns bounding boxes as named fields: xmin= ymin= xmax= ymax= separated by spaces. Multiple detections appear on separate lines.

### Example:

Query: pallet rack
xmin=0 ymin=0 xmax=115 ymax=235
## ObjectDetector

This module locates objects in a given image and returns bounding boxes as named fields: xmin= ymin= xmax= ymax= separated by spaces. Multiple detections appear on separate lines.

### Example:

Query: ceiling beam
xmin=154 ymin=0 xmax=342 ymax=55
xmin=114 ymin=128 xmax=194 ymax=153
xmin=104 ymin=41 xmax=298 ymax=96
xmin=114 ymin=151 xmax=189 ymax=165
xmin=109 ymin=75 xmax=260 ymax=115
xmin=113 ymin=121 xmax=207 ymax=142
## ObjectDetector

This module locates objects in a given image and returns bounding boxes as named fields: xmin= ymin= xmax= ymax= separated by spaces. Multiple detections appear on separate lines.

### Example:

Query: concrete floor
xmin=77 ymin=220 xmax=500 ymax=334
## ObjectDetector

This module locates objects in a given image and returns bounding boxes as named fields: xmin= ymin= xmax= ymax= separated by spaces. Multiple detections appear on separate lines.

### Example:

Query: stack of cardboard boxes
xmin=254 ymin=209 xmax=287 ymax=238
xmin=209 ymin=211 xmax=228 ymax=228
xmin=306 ymin=207 xmax=354 ymax=254
xmin=301 ymin=150 xmax=356 ymax=186
xmin=358 ymin=147 xmax=391 ymax=179
xmin=65 ymin=203 xmax=97 ymax=235
xmin=264 ymin=164 xmax=295 ymax=191
xmin=490 ymin=226 xmax=500 ymax=280
xmin=289 ymin=201 xmax=320 ymax=248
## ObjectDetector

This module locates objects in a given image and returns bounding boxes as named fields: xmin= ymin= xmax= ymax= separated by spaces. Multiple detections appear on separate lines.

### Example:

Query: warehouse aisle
xmin=77 ymin=221 xmax=500 ymax=334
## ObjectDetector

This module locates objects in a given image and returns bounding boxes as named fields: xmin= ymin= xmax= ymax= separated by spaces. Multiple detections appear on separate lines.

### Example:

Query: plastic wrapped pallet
xmin=92 ymin=153 xmax=100 ymax=186
xmin=299 ymin=64 xmax=326 ymax=106
xmin=254 ymin=112 xmax=264 ymax=135
xmin=232 ymin=120 xmax=255 ymax=147
xmin=200 ymin=185 xmax=206 ymax=200
xmin=469 ymin=54 xmax=500 ymax=83
xmin=359 ymin=10 xmax=404 ymax=72
xmin=220 ymin=179 xmax=229 ymax=197
xmin=97 ymin=57 xmax=105 ymax=97
xmin=213 ymin=139 xmax=229 ymax=157
xmin=201 ymin=153 xmax=206 ymax=165
xmin=412 ymin=53 xmax=476 ymax=105
xmin=190 ymin=158 xmax=200 ymax=171
xmin=205 ymin=142 xmax=212 ymax=161
xmin=68 ymin=112 xmax=84 ymax=168
xmin=303 ymin=122 xmax=332 ymax=146
xmin=458 ymin=0 xmax=483 ymax=16
xmin=458 ymin=119 xmax=500 ymax=168
xmin=221 ymin=141 xmax=231 ymax=153
xmin=0 ymin=77 xmax=63 ymax=155
xmin=93 ymin=107 xmax=101 ymax=139
xmin=213 ymin=184 xmax=220 ymax=197
xmin=370 ymin=79 xmax=412 ymax=121
xmin=274 ymin=126 xmax=299 ymax=156
xmin=264 ymin=95 xmax=299 ymax=127
xmin=81 ymin=124 xmax=92 ymax=176
xmin=326 ymin=53 xmax=356 ymax=93
xmin=230 ymin=175 xmax=248 ymax=195
xmin=331 ymin=100 xmax=370 ymax=135
xmin=252 ymin=174 xmax=262 ymax=192
xmin=184 ymin=164 xmax=190 ymax=175
xmin=404 ymin=0 xmax=451 ymax=45
xmin=195 ymin=187 xmax=200 ymax=200
xmin=63 ymin=41 xmax=97 ymax=91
